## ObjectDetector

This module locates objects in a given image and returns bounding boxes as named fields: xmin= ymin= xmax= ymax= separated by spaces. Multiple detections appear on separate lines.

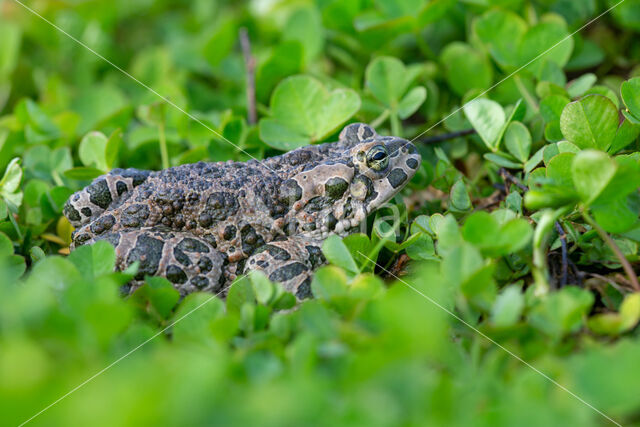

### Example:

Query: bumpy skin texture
xmin=64 ymin=123 xmax=421 ymax=299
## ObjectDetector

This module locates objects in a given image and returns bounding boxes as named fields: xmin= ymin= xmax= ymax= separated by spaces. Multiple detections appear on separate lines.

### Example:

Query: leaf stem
xmin=390 ymin=111 xmax=402 ymax=137
xmin=239 ymin=27 xmax=257 ymax=125
xmin=158 ymin=122 xmax=169 ymax=170
xmin=581 ymin=208 xmax=640 ymax=292
xmin=513 ymin=75 xmax=538 ymax=112
xmin=370 ymin=109 xmax=390 ymax=129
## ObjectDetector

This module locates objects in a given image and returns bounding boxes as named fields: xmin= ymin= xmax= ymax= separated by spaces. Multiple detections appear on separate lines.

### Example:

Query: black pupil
xmin=372 ymin=151 xmax=386 ymax=161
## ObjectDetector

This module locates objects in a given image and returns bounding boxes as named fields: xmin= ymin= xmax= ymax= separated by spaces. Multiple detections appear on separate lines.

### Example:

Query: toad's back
xmin=63 ymin=123 xmax=421 ymax=299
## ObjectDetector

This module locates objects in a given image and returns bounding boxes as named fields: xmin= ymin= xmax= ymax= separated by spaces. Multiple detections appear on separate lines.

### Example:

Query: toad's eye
xmin=366 ymin=145 xmax=389 ymax=171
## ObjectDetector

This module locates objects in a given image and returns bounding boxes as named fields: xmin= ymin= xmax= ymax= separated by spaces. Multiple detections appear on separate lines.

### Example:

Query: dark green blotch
xmin=264 ymin=244 xmax=291 ymax=261
xmin=269 ymin=262 xmax=308 ymax=282
xmin=116 ymin=181 xmax=128 ymax=196
xmin=280 ymin=179 xmax=303 ymax=205
xmin=166 ymin=264 xmax=187 ymax=284
xmin=63 ymin=202 xmax=81 ymax=222
xmin=296 ymin=277 xmax=312 ymax=299
xmin=325 ymin=177 xmax=349 ymax=200
xmin=90 ymin=214 xmax=115 ymax=234
xmin=198 ymin=257 xmax=213 ymax=273
xmin=326 ymin=213 xmax=337 ymax=231
xmin=406 ymin=158 xmax=419 ymax=169
xmin=223 ymin=225 xmax=237 ymax=240
xmin=387 ymin=168 xmax=408 ymax=189
xmin=177 ymin=238 xmax=210 ymax=253
xmin=127 ymin=234 xmax=164 ymax=280
xmin=304 ymin=196 xmax=332 ymax=213
xmin=174 ymin=247 xmax=190 ymax=266
xmin=191 ymin=276 xmax=209 ymax=289
xmin=87 ymin=179 xmax=112 ymax=209
xmin=305 ymin=245 xmax=326 ymax=269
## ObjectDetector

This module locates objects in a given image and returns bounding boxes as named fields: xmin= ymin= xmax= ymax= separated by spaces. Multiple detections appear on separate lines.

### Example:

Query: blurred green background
xmin=2 ymin=0 xmax=640 ymax=425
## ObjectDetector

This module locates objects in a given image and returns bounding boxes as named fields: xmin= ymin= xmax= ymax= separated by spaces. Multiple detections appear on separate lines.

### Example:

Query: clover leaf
xmin=560 ymin=94 xmax=618 ymax=151
xmin=474 ymin=10 xmax=573 ymax=76
xmin=440 ymin=42 xmax=493 ymax=97
xmin=259 ymin=75 xmax=360 ymax=151
xmin=621 ymin=77 xmax=640 ymax=124
xmin=0 ymin=158 xmax=23 ymax=215
xmin=464 ymin=98 xmax=523 ymax=152
xmin=365 ymin=56 xmax=427 ymax=134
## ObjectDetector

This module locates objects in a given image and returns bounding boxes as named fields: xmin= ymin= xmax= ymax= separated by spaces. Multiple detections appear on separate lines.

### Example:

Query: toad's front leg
xmin=244 ymin=237 xmax=327 ymax=300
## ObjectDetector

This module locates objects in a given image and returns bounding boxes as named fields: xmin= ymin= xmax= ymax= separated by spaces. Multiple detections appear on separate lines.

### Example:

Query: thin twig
xmin=239 ymin=27 xmax=257 ymax=125
xmin=568 ymin=259 xmax=583 ymax=286
xmin=554 ymin=221 xmax=568 ymax=287
xmin=499 ymin=168 xmax=528 ymax=192
xmin=417 ymin=129 xmax=476 ymax=144
xmin=581 ymin=209 xmax=640 ymax=292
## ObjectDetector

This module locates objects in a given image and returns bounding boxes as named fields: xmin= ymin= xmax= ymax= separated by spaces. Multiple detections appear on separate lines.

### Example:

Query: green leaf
xmin=621 ymin=77 xmax=640 ymax=121
xmin=105 ymin=129 xmax=122 ymax=169
xmin=136 ymin=276 xmax=180 ymax=319
xmin=524 ymin=146 xmax=545 ymax=173
xmin=0 ymin=199 xmax=7 ymax=220
xmin=0 ymin=157 xmax=23 ymax=208
xmin=546 ymin=152 xmax=575 ymax=188
xmin=483 ymin=152 xmax=522 ymax=169
xmin=571 ymin=150 xmax=617 ymax=205
xmin=226 ymin=275 xmax=255 ymax=314
xmin=67 ymin=240 xmax=116 ymax=280
xmin=528 ymin=286 xmax=594 ymax=338
xmin=440 ymin=42 xmax=493 ymax=97
xmin=322 ymin=235 xmax=359 ymax=275
xmin=259 ymin=75 xmax=360 ymax=150
xmin=282 ymin=6 xmax=324 ymax=64
xmin=620 ymin=292 xmax=640 ymax=330
xmin=462 ymin=211 xmax=500 ymax=248
xmin=504 ymin=121 xmax=531 ymax=162
xmin=405 ymin=222 xmax=436 ymax=261
xmin=0 ymin=20 xmax=21 ymax=77
xmin=500 ymin=218 xmax=534 ymax=253
xmin=588 ymin=293 xmax=640 ymax=335
xmin=365 ymin=56 xmax=408 ymax=108
xmin=256 ymin=41 xmax=303 ymax=102
xmin=462 ymin=211 xmax=532 ymax=256
xmin=79 ymin=131 xmax=109 ymax=171
xmin=397 ymin=86 xmax=427 ymax=119
xmin=343 ymin=233 xmax=374 ymax=269
xmin=63 ymin=167 xmax=105 ymax=181
xmin=474 ymin=9 xmax=526 ymax=68
xmin=201 ymin=20 xmax=235 ymax=67
xmin=610 ymin=119 xmax=640 ymax=154
xmin=567 ymin=73 xmax=597 ymax=98
xmin=540 ymin=94 xmax=571 ymax=122
xmin=463 ymin=98 xmax=505 ymax=151
xmin=441 ymin=243 xmax=484 ymax=287
xmin=172 ymin=293 xmax=226 ymax=342
xmin=311 ymin=266 xmax=348 ymax=300
xmin=518 ymin=15 xmax=574 ymax=76
xmin=592 ymin=197 xmax=638 ymax=233
xmin=249 ymin=270 xmax=274 ymax=305
xmin=491 ymin=285 xmax=524 ymax=327
xmin=0 ymin=231 xmax=13 ymax=257
xmin=449 ymin=179 xmax=471 ymax=211
xmin=560 ymin=95 xmax=619 ymax=151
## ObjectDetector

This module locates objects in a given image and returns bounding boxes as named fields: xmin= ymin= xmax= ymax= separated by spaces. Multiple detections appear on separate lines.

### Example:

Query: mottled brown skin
xmin=63 ymin=123 xmax=421 ymax=299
